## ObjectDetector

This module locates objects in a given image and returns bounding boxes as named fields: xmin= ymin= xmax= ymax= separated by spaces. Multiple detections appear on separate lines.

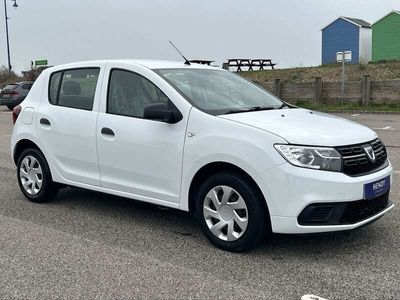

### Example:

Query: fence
xmin=255 ymin=76 xmax=400 ymax=105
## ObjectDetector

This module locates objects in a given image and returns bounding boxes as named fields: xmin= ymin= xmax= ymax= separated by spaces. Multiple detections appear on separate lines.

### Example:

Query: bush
xmin=0 ymin=66 xmax=20 ymax=88
xmin=295 ymin=100 xmax=308 ymax=106
xmin=358 ymin=64 xmax=366 ymax=72
xmin=23 ymin=67 xmax=47 ymax=81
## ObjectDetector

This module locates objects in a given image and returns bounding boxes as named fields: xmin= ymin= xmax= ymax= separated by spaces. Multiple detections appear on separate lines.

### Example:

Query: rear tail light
xmin=12 ymin=105 xmax=22 ymax=124
xmin=1 ymin=91 xmax=18 ymax=97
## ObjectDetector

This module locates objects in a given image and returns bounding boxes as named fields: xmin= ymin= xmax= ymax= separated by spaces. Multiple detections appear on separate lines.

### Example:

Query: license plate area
xmin=364 ymin=175 xmax=390 ymax=200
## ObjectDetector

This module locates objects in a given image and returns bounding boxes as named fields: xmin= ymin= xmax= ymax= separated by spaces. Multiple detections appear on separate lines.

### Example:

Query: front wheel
xmin=17 ymin=148 xmax=59 ymax=203
xmin=196 ymin=171 xmax=270 ymax=252
xmin=7 ymin=105 xmax=15 ymax=110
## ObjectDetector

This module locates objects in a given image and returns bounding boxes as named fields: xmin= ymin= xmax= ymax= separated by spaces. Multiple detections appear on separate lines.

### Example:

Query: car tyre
xmin=196 ymin=171 xmax=270 ymax=252
xmin=7 ymin=105 xmax=15 ymax=110
xmin=17 ymin=148 xmax=59 ymax=203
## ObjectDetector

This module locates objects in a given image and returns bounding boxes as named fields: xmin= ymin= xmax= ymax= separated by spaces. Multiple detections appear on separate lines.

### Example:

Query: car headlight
xmin=274 ymin=144 xmax=342 ymax=172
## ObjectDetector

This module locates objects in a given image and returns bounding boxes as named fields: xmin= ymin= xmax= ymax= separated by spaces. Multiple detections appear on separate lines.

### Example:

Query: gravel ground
xmin=0 ymin=106 xmax=399 ymax=300
xmin=241 ymin=61 xmax=400 ymax=83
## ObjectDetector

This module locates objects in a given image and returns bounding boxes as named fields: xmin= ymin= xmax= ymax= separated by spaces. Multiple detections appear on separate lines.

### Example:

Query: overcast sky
xmin=1 ymin=0 xmax=399 ymax=73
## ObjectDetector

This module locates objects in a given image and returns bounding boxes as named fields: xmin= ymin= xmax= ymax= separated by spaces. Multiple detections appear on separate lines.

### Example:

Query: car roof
xmin=44 ymin=59 xmax=219 ymax=72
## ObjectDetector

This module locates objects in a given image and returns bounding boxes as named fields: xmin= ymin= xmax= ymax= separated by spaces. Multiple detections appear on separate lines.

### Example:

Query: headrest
xmin=63 ymin=81 xmax=81 ymax=96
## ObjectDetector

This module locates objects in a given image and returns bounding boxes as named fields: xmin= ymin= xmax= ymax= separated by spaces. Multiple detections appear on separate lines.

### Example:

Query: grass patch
xmin=295 ymin=101 xmax=400 ymax=112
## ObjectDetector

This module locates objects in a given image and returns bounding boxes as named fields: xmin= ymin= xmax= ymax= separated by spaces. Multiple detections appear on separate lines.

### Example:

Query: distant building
xmin=322 ymin=17 xmax=372 ymax=65
xmin=372 ymin=10 xmax=400 ymax=62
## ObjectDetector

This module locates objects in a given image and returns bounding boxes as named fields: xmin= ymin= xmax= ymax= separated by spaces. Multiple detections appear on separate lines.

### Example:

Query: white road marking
xmin=302 ymin=295 xmax=328 ymax=300
xmin=372 ymin=126 xmax=394 ymax=130
xmin=351 ymin=113 xmax=360 ymax=117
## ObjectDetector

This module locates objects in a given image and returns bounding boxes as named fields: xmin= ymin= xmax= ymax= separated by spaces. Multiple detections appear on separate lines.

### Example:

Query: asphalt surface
xmin=0 ymin=106 xmax=399 ymax=300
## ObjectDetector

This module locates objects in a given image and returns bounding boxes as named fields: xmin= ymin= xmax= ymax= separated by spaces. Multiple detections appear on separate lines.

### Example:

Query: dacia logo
xmin=363 ymin=145 xmax=376 ymax=163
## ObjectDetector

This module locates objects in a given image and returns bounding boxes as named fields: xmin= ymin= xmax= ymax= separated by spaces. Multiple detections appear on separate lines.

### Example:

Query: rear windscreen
xmin=3 ymin=84 xmax=18 ymax=90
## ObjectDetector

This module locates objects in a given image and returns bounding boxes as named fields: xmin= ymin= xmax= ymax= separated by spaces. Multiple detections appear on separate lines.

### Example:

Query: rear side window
xmin=48 ymin=68 xmax=100 ymax=110
xmin=21 ymin=84 xmax=33 ymax=90
xmin=49 ymin=72 xmax=62 ymax=104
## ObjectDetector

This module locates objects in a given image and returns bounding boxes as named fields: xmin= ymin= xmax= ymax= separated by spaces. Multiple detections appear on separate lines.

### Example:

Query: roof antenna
xmin=169 ymin=41 xmax=191 ymax=65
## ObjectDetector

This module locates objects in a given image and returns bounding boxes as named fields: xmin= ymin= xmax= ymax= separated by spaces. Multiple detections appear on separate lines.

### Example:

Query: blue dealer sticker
xmin=364 ymin=176 xmax=390 ymax=200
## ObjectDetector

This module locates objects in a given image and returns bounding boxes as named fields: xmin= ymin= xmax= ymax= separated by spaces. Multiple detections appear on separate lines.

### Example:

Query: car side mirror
xmin=143 ymin=102 xmax=182 ymax=124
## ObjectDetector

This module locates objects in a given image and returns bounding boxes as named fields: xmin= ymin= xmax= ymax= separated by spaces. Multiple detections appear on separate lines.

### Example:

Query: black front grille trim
xmin=298 ymin=192 xmax=390 ymax=226
xmin=336 ymin=139 xmax=388 ymax=177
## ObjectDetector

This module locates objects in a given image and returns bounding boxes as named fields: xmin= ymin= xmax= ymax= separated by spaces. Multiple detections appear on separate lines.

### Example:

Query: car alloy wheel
xmin=203 ymin=185 xmax=249 ymax=242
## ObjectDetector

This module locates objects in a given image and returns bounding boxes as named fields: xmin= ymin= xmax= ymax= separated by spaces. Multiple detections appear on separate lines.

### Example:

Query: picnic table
xmin=226 ymin=59 xmax=276 ymax=71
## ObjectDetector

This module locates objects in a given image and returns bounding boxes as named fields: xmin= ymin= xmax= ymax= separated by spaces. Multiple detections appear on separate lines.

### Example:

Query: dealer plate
xmin=364 ymin=175 xmax=390 ymax=200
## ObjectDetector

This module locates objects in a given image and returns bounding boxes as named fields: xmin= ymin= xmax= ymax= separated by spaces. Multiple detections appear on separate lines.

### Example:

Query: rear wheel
xmin=7 ymin=105 xmax=14 ymax=110
xmin=17 ymin=148 xmax=59 ymax=203
xmin=196 ymin=171 xmax=270 ymax=252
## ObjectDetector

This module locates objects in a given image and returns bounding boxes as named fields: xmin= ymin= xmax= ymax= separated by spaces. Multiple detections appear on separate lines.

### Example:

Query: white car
xmin=11 ymin=60 xmax=393 ymax=252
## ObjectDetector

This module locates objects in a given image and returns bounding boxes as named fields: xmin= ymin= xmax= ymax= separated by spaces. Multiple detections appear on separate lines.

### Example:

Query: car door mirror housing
xmin=143 ymin=103 xmax=182 ymax=124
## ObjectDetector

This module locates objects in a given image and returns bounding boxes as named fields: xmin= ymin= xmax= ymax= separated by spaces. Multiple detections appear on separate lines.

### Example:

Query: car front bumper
xmin=261 ymin=160 xmax=394 ymax=234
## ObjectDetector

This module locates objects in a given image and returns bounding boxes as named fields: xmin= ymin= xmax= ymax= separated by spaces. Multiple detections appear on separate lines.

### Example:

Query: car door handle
xmin=101 ymin=127 xmax=115 ymax=136
xmin=40 ymin=118 xmax=51 ymax=126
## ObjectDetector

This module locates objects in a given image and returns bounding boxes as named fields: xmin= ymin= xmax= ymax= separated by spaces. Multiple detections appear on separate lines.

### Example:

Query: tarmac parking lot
xmin=0 ymin=106 xmax=399 ymax=299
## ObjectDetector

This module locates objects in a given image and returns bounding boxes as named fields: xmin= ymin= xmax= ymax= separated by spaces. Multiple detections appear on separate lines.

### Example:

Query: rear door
xmin=37 ymin=65 xmax=105 ymax=186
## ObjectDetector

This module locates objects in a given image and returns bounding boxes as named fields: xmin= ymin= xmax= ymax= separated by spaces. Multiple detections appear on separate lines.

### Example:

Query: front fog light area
xmin=274 ymin=145 xmax=342 ymax=171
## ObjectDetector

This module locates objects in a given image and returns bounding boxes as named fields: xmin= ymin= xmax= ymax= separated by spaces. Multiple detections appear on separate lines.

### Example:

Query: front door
xmin=96 ymin=66 xmax=187 ymax=204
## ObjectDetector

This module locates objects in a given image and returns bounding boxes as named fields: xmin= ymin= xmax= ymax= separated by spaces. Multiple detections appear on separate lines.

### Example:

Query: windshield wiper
xmin=278 ymin=103 xmax=291 ymax=109
xmin=224 ymin=106 xmax=276 ymax=114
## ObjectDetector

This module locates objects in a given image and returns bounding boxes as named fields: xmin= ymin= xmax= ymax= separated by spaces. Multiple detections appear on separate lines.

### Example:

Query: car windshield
xmin=155 ymin=68 xmax=284 ymax=115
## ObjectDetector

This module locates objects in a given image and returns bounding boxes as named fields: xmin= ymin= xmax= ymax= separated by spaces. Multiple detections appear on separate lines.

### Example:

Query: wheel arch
xmin=13 ymin=139 xmax=45 ymax=165
xmin=188 ymin=161 xmax=271 ymax=221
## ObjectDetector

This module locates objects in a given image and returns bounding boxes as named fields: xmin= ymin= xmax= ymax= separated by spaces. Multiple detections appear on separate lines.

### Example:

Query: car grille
xmin=336 ymin=139 xmax=388 ymax=176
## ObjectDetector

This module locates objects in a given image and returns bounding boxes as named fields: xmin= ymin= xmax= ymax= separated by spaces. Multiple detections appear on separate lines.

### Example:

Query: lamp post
xmin=3 ymin=0 xmax=18 ymax=72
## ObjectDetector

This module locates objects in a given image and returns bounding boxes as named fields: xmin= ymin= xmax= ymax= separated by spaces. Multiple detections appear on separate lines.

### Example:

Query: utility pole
xmin=3 ymin=0 xmax=12 ymax=71
xmin=341 ymin=51 xmax=345 ymax=106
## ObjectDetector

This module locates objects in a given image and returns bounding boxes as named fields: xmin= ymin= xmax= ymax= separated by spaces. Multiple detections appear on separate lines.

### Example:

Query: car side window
xmin=107 ymin=69 xmax=169 ymax=118
xmin=49 ymin=72 xmax=62 ymax=104
xmin=21 ymin=84 xmax=32 ymax=90
xmin=48 ymin=68 xmax=100 ymax=111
